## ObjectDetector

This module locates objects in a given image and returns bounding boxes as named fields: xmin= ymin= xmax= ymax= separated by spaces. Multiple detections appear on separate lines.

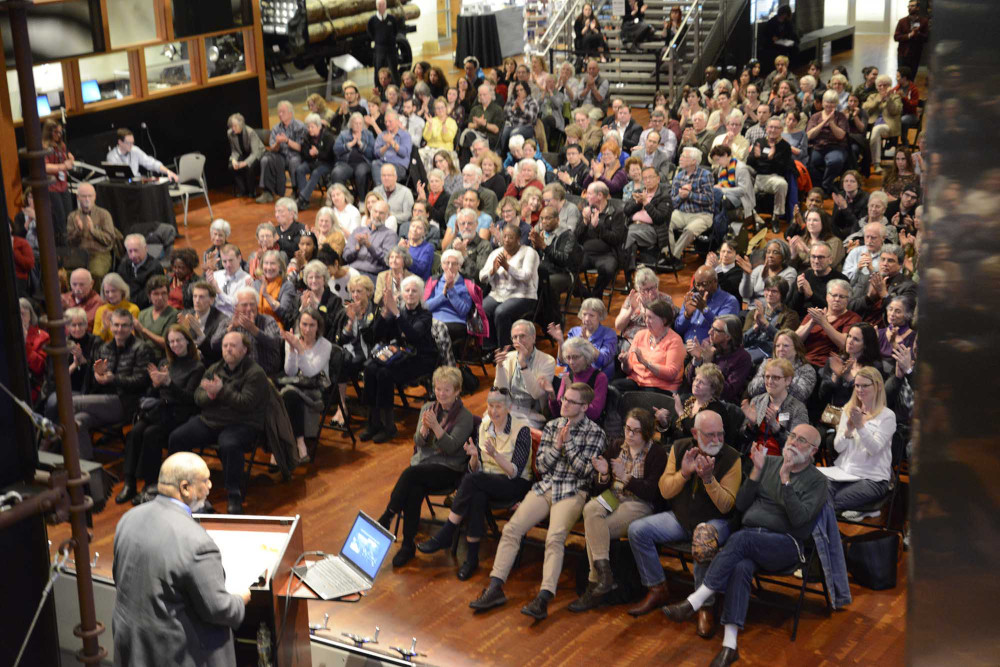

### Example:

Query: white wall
xmin=409 ymin=0 xmax=442 ymax=58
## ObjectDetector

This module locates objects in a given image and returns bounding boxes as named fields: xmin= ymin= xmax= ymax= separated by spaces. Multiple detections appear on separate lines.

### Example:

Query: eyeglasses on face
xmin=855 ymin=382 xmax=874 ymax=390
xmin=490 ymin=386 xmax=509 ymax=395
xmin=563 ymin=397 xmax=588 ymax=406
xmin=786 ymin=432 xmax=818 ymax=447
xmin=763 ymin=374 xmax=788 ymax=381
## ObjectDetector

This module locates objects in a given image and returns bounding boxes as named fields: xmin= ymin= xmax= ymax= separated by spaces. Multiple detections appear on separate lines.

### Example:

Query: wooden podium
xmin=195 ymin=513 xmax=311 ymax=666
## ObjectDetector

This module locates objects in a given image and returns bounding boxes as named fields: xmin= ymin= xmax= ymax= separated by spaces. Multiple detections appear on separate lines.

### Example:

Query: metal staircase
xmin=527 ymin=0 xmax=747 ymax=108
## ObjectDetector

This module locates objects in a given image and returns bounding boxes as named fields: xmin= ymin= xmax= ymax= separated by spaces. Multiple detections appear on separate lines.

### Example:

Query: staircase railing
xmin=525 ymin=0 xmax=587 ymax=60
xmin=661 ymin=1 xmax=705 ymax=105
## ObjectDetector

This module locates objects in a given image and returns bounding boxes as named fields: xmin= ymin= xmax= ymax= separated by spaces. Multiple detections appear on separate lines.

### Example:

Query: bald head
xmin=69 ymin=268 xmax=94 ymax=299
xmin=693 ymin=266 xmax=718 ymax=294
xmin=158 ymin=452 xmax=212 ymax=508
xmin=693 ymin=409 xmax=723 ymax=433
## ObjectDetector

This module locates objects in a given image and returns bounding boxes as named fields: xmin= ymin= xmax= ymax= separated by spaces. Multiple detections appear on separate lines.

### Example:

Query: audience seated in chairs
xmin=843 ymin=220 xmax=890 ymax=281
xmin=479 ymin=224 xmax=539 ymax=350
xmin=795 ymin=278 xmax=860 ymax=367
xmin=20 ymin=298 xmax=48 ymax=404
xmin=169 ymin=330 xmax=271 ymax=514
xmin=417 ymin=385 xmax=534 ymax=580
xmin=569 ymin=407 xmax=667 ymax=612
xmin=817 ymin=322 xmax=889 ymax=420
xmin=787 ymin=239 xmax=848 ymax=319
xmin=743 ymin=275 xmax=800 ymax=362
xmin=864 ymin=75 xmax=903 ymax=174
xmin=258 ymin=99 xmax=306 ymax=204
xmin=789 ymin=209 xmax=845 ymax=273
xmin=818 ymin=366 xmax=896 ymax=517
xmin=577 ymin=181 xmax=626 ymax=300
xmin=878 ymin=295 xmax=917 ymax=360
xmin=134 ymin=274 xmax=179 ymax=357
xmin=61 ymin=268 xmax=104 ymax=331
xmin=332 ymin=112 xmax=376 ymax=202
xmin=424 ymin=249 xmax=476 ymax=346
xmin=279 ymin=307 xmax=333 ymax=464
xmin=746 ymin=329 xmax=818 ymax=404
xmin=273 ymin=197 xmax=308 ymax=259
xmin=374 ymin=247 xmax=414 ymax=307
xmin=294 ymin=113 xmax=337 ymax=211
xmin=398 ymin=219 xmax=433 ymax=280
xmin=72 ymin=308 xmax=155 ymax=459
xmin=615 ymin=267 xmax=676 ymax=351
xmin=541 ymin=337 xmax=607 ymax=422
xmin=298 ymin=260 xmax=347 ymax=341
xmin=372 ymin=110 xmax=412 ymax=187
xmin=684 ymin=314 xmax=752 ymax=404
xmin=705 ymin=242 xmax=743 ymax=302
xmin=93 ymin=272 xmax=140 ymax=342
xmin=227 ymin=112 xmax=266 ymax=198
xmin=623 ymin=166 xmax=672 ymax=268
xmin=737 ymin=239 xmax=797 ymax=303
xmin=806 ymin=90 xmax=850 ymax=195
xmin=665 ymin=147 xmax=715 ymax=269
xmin=739 ymin=358 xmax=809 ymax=456
xmin=493 ymin=319 xmax=556 ymax=429
xmin=216 ymin=287 xmax=283 ymax=376
xmin=377 ymin=366 xmax=476 ymax=566
xmin=167 ymin=248 xmax=199 ymax=311
xmin=529 ymin=205 xmax=580 ymax=319
xmin=117 ymin=324 xmax=205 ymax=505
xmin=663 ymin=426 xmax=828 ymax=666
xmin=469 ymin=381 xmax=608 ymax=621
xmin=246 ymin=223 xmax=278 ymax=282
xmin=178 ymin=280 xmax=230 ymax=366
xmin=360 ymin=274 xmax=439 ymax=443
xmin=208 ymin=244 xmax=252 ymax=320
xmin=611 ymin=299 xmax=685 ymax=408
xmin=747 ymin=117 xmax=793 ymax=230
xmin=252 ymin=250 xmax=296 ymax=330
xmin=44 ymin=307 xmax=101 ymax=421
xmin=117 ymin=233 xmax=165 ymax=310
xmin=333 ymin=275 xmax=377 ymax=424
xmin=627 ymin=410 xmax=741 ymax=637
xmin=848 ymin=243 xmax=917 ymax=324
xmin=343 ymin=198 xmax=398 ymax=282
xmin=548 ymin=298 xmax=617 ymax=378
xmin=657 ymin=363 xmax=739 ymax=447
xmin=373 ymin=162 xmax=415 ymax=226
xmin=444 ymin=210 xmax=492 ymax=285
xmin=312 ymin=207 xmax=348 ymax=256
xmin=202 ymin=218 xmax=232 ymax=274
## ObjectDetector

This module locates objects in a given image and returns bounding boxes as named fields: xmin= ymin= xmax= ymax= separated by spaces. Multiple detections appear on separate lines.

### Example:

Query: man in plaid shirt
xmin=663 ymin=146 xmax=716 ymax=271
xmin=470 ymin=382 xmax=607 ymax=620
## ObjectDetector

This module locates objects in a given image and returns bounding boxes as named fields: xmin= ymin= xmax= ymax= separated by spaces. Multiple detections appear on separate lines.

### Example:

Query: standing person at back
xmin=112 ymin=452 xmax=250 ymax=666
xmin=368 ymin=0 xmax=400 ymax=85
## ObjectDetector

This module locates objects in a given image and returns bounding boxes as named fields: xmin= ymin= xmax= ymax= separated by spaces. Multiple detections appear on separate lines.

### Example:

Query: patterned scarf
xmin=717 ymin=157 xmax=738 ymax=188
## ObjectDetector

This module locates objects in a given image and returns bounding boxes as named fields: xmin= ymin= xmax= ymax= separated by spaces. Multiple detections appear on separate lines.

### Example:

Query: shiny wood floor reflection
xmin=47 ymin=36 xmax=911 ymax=666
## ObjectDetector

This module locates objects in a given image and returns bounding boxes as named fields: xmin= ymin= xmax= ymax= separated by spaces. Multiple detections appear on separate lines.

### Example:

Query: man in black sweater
xmin=576 ymin=181 xmax=626 ymax=299
xmin=747 ymin=117 xmax=793 ymax=230
xmin=787 ymin=239 xmax=847 ymax=316
xmin=663 ymin=424 xmax=828 ymax=667
xmin=367 ymin=0 xmax=400 ymax=84
xmin=530 ymin=206 xmax=581 ymax=325
xmin=623 ymin=167 xmax=672 ymax=269
xmin=117 ymin=234 xmax=165 ymax=310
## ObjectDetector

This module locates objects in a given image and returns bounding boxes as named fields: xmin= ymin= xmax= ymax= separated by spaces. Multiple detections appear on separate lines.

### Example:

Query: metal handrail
xmin=528 ymin=0 xmax=587 ymax=59
xmin=659 ymin=1 xmax=704 ymax=105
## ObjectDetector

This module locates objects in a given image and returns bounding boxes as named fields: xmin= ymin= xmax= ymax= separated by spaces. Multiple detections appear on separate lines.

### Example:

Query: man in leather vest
xmin=625 ymin=410 xmax=741 ymax=639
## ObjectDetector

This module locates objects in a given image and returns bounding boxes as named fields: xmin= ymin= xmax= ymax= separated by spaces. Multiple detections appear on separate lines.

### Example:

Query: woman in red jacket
xmin=20 ymin=298 xmax=49 ymax=404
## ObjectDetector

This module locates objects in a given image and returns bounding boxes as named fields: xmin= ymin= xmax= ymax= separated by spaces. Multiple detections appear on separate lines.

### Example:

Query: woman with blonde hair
xmin=324 ymin=183 xmax=362 ymax=235
xmin=306 ymin=93 xmax=335 ymax=127
xmin=583 ymin=140 xmax=627 ymax=197
xmin=93 ymin=273 xmax=140 ymax=341
xmin=420 ymin=97 xmax=459 ymax=172
xmin=821 ymin=366 xmax=896 ymax=516
xmin=254 ymin=249 xmax=296 ymax=329
xmin=312 ymin=206 xmax=347 ymax=255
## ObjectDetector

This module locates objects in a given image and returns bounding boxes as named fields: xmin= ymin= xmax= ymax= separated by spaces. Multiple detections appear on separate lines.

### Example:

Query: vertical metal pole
xmin=668 ymin=48 xmax=675 ymax=103
xmin=694 ymin=4 xmax=701 ymax=62
xmin=4 ymin=1 xmax=105 ymax=664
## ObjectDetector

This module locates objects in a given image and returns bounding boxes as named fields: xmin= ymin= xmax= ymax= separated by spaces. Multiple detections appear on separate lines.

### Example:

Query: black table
xmin=455 ymin=8 xmax=524 ymax=69
xmin=94 ymin=180 xmax=176 ymax=235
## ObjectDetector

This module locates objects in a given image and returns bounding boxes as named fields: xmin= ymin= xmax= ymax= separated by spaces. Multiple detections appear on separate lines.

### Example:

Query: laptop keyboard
xmin=304 ymin=557 xmax=365 ymax=600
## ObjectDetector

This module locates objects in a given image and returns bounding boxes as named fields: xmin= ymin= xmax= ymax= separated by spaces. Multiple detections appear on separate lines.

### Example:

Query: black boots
xmin=372 ymin=408 xmax=398 ymax=443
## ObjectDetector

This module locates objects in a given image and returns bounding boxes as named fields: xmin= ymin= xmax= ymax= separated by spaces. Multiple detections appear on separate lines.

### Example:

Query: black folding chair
xmin=751 ymin=537 xmax=832 ymax=640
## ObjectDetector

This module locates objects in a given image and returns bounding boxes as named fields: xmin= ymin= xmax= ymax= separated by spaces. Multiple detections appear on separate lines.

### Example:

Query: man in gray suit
xmin=112 ymin=452 xmax=250 ymax=667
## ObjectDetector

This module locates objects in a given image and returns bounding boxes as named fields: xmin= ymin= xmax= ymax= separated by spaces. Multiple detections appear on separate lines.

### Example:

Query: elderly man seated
xmin=631 ymin=130 xmax=673 ymax=182
xmin=116 ymin=234 xmax=165 ymax=310
xmin=257 ymin=100 xmax=307 ymax=203
xmin=565 ymin=107 xmax=603 ymax=159
xmin=169 ymin=331 xmax=270 ymax=514
xmin=747 ymin=116 xmax=793 ymax=229
xmin=342 ymin=199 xmax=398 ymax=282
xmin=372 ymin=110 xmax=412 ymax=186
xmin=848 ymin=243 xmax=917 ymax=324
xmin=212 ymin=287 xmax=282 ymax=376
xmin=665 ymin=147 xmax=715 ymax=270
xmin=637 ymin=108 xmax=678 ymax=165
xmin=445 ymin=163 xmax=499 ymax=223
xmin=529 ymin=205 xmax=580 ymax=319
xmin=842 ymin=221 xmax=888 ymax=281
xmin=623 ymin=167 xmax=672 ymax=269
xmin=493 ymin=319 xmax=556 ymax=429
xmin=673 ymin=265 xmax=740 ymax=343
xmin=373 ymin=162 xmax=414 ymax=225
xmin=66 ymin=183 xmax=116 ymax=281
xmin=61 ymin=267 xmax=105 ymax=330
xmin=71 ymin=309 xmax=155 ymax=458
xmin=447 ymin=208 xmax=493 ymax=280
xmin=663 ymin=426 xmax=828 ymax=667
xmin=626 ymin=410 xmax=741 ymax=638
xmin=577 ymin=181 xmax=626 ymax=299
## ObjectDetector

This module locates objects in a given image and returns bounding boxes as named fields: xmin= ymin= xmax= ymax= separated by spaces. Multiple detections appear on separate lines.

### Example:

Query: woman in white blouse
xmin=824 ymin=366 xmax=896 ymax=516
xmin=279 ymin=307 xmax=333 ymax=464
xmin=479 ymin=223 xmax=539 ymax=350
xmin=324 ymin=183 xmax=362 ymax=236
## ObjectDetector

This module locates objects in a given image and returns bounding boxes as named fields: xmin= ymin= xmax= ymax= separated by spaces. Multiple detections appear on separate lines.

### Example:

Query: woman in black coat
xmin=295 ymin=114 xmax=337 ymax=211
xmin=361 ymin=275 xmax=439 ymax=443
xmin=116 ymin=324 xmax=205 ymax=505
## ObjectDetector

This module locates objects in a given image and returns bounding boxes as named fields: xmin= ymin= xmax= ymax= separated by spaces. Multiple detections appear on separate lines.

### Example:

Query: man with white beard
xmin=448 ymin=208 xmax=493 ymax=280
xmin=662 ymin=424 xmax=828 ymax=667
xmin=624 ymin=410 xmax=741 ymax=640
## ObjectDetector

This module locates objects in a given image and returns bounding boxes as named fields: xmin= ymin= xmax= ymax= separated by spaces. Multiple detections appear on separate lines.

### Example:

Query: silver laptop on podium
xmin=300 ymin=511 xmax=395 ymax=600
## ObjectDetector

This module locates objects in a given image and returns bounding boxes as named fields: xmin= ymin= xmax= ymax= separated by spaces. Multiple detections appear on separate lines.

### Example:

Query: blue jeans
xmin=807 ymin=146 xmax=847 ymax=195
xmin=627 ymin=512 xmax=731 ymax=589
xmin=294 ymin=162 xmax=332 ymax=203
xmin=703 ymin=527 xmax=802 ymax=629
xmin=828 ymin=478 xmax=890 ymax=511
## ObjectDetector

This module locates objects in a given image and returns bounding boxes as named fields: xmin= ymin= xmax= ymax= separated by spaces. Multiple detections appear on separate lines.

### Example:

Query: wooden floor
xmin=47 ymin=34 xmax=911 ymax=666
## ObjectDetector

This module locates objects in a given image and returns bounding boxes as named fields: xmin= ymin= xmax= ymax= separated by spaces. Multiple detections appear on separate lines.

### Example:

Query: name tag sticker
xmin=778 ymin=412 xmax=790 ymax=423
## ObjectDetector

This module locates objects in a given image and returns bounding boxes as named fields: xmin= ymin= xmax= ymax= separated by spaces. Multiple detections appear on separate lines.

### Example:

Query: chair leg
xmin=182 ymin=194 xmax=189 ymax=227
xmin=202 ymin=178 xmax=213 ymax=218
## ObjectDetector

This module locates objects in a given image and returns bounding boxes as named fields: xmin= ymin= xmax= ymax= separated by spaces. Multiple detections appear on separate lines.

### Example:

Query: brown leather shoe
xmin=696 ymin=608 xmax=716 ymax=639
xmin=626 ymin=582 xmax=670 ymax=617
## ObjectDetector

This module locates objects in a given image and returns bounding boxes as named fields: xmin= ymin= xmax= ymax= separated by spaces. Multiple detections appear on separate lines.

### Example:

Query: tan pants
xmin=754 ymin=174 xmax=788 ymax=216
xmin=582 ymin=498 xmax=652 ymax=582
xmin=669 ymin=210 xmax=713 ymax=259
xmin=490 ymin=489 xmax=587 ymax=595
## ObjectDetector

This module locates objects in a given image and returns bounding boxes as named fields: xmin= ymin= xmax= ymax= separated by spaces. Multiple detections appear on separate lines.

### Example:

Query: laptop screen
xmin=81 ymin=79 xmax=101 ymax=104
xmin=341 ymin=512 xmax=393 ymax=580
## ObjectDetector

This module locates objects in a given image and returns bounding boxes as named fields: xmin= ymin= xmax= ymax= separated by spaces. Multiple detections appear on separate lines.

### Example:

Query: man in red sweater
xmin=893 ymin=66 xmax=921 ymax=147
xmin=10 ymin=218 xmax=34 ymax=297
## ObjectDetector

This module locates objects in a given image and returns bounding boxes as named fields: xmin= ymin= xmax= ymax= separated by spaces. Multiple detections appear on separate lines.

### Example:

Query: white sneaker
xmin=840 ymin=510 xmax=881 ymax=521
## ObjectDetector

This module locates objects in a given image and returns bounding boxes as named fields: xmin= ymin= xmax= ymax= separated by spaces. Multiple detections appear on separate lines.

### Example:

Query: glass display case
xmin=144 ymin=42 xmax=193 ymax=92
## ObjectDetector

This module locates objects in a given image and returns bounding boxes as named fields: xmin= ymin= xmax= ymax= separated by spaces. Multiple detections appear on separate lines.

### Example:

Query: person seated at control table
xmin=105 ymin=127 xmax=178 ymax=182
xmin=377 ymin=366 xmax=475 ymax=567
xmin=417 ymin=385 xmax=534 ymax=580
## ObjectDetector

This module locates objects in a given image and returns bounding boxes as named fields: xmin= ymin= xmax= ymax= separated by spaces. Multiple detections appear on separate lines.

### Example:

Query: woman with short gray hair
xmin=332 ymin=111 xmax=376 ymax=200
xmin=541 ymin=336 xmax=608 ymax=421
xmin=375 ymin=246 xmax=414 ymax=307
xmin=227 ymin=112 xmax=266 ymax=197
xmin=294 ymin=112 xmax=337 ymax=212
xmin=548 ymin=297 xmax=618 ymax=377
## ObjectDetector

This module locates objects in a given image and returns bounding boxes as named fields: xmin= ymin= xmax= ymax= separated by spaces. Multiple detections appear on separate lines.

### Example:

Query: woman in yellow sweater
xmin=93 ymin=272 xmax=139 ymax=341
